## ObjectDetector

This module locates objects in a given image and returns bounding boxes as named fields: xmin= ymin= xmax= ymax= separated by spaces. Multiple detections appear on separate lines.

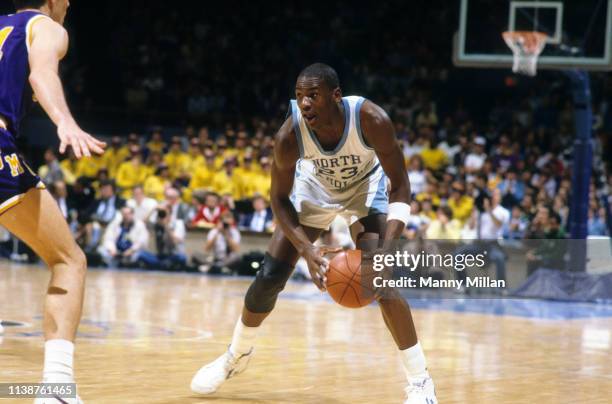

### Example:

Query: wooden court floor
xmin=2 ymin=263 xmax=612 ymax=403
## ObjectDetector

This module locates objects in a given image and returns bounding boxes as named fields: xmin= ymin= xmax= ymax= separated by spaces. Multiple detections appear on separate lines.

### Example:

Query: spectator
xmin=588 ymin=207 xmax=608 ymax=236
xmin=82 ymin=180 xmax=126 ymax=253
xmin=144 ymin=163 xmax=172 ymax=201
xmin=425 ymin=206 xmax=461 ymax=239
xmin=212 ymin=156 xmax=244 ymax=200
xmin=464 ymin=136 xmax=487 ymax=175
xmin=498 ymin=169 xmax=525 ymax=208
xmin=153 ymin=187 xmax=192 ymax=224
xmin=98 ymin=206 xmax=149 ymax=268
xmin=103 ymin=136 xmax=130 ymax=177
xmin=49 ymin=180 xmax=70 ymax=220
xmin=504 ymin=206 xmax=529 ymax=240
xmin=419 ymin=135 xmax=448 ymax=172
xmin=38 ymin=148 xmax=65 ymax=185
xmin=189 ymin=148 xmax=217 ymax=193
xmin=191 ymin=192 xmax=225 ymax=228
xmin=127 ymin=185 xmax=158 ymax=223
xmin=447 ymin=181 xmax=474 ymax=224
xmin=86 ymin=180 xmax=125 ymax=226
xmin=239 ymin=196 xmax=274 ymax=233
xmin=138 ymin=204 xmax=187 ymax=270
xmin=202 ymin=211 xmax=241 ymax=273
xmin=407 ymin=155 xmax=426 ymax=195
xmin=146 ymin=130 xmax=166 ymax=154
xmin=164 ymin=136 xmax=189 ymax=179
xmin=116 ymin=146 xmax=148 ymax=198
xmin=526 ymin=211 xmax=567 ymax=275
xmin=251 ymin=156 xmax=272 ymax=200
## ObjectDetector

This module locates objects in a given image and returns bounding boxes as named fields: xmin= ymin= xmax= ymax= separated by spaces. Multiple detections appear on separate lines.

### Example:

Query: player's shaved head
xmin=13 ymin=0 xmax=46 ymax=9
xmin=297 ymin=63 xmax=340 ymax=90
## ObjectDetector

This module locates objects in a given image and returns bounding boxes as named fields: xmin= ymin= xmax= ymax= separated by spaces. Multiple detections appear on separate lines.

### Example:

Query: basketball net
xmin=502 ymin=31 xmax=548 ymax=76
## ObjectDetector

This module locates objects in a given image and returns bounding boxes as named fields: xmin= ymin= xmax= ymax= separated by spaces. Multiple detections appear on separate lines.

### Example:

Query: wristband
xmin=386 ymin=202 xmax=411 ymax=225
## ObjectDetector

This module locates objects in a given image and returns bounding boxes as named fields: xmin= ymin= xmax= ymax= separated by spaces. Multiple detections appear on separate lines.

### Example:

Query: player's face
xmin=295 ymin=77 xmax=341 ymax=130
xmin=49 ymin=0 xmax=70 ymax=25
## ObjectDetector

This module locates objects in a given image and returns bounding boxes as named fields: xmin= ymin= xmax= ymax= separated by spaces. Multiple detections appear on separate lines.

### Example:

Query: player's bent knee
xmin=244 ymin=253 xmax=294 ymax=313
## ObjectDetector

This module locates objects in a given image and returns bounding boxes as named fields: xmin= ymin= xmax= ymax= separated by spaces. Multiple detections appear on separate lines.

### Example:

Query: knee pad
xmin=244 ymin=253 xmax=294 ymax=313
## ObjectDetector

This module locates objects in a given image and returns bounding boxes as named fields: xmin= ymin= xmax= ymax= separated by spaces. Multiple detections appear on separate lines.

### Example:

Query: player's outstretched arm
xmin=271 ymin=117 xmax=340 ymax=290
xmin=28 ymin=18 xmax=106 ymax=158
xmin=360 ymin=100 xmax=411 ymax=241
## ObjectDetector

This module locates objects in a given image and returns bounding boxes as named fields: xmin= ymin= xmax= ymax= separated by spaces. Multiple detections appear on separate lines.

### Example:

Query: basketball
xmin=326 ymin=250 xmax=375 ymax=308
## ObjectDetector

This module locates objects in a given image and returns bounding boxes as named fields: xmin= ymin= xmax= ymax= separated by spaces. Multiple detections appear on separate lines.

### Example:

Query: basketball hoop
xmin=502 ymin=31 xmax=548 ymax=76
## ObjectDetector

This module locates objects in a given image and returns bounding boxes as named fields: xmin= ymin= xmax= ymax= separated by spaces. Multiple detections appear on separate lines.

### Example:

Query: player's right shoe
xmin=190 ymin=348 xmax=253 ymax=394
xmin=403 ymin=374 xmax=438 ymax=404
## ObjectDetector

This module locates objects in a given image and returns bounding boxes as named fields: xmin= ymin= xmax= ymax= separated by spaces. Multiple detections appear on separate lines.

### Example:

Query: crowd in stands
xmin=2 ymin=2 xmax=611 ymax=277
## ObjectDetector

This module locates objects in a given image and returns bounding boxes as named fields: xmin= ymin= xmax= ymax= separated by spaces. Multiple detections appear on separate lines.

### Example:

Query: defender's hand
xmin=302 ymin=245 xmax=342 ymax=292
xmin=58 ymin=120 xmax=106 ymax=158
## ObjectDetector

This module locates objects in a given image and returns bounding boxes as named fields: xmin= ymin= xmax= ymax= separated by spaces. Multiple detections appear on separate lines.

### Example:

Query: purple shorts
xmin=0 ymin=128 xmax=44 ymax=215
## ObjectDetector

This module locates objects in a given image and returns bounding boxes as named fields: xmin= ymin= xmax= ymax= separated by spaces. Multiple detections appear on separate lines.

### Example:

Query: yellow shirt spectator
xmin=211 ymin=167 xmax=243 ymax=200
xmin=144 ymin=175 xmax=169 ymax=201
xmin=189 ymin=163 xmax=216 ymax=191
xmin=59 ymin=157 xmax=78 ymax=185
xmin=164 ymin=150 xmax=189 ymax=179
xmin=103 ymin=147 xmax=130 ymax=177
xmin=116 ymin=159 xmax=149 ymax=198
xmin=76 ymin=156 xmax=103 ymax=179
xmin=448 ymin=195 xmax=474 ymax=224
xmin=420 ymin=146 xmax=448 ymax=171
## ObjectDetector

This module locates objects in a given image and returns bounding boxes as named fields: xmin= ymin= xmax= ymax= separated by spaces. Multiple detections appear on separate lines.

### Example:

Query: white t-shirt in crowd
xmin=478 ymin=205 xmax=510 ymax=239
xmin=127 ymin=197 xmax=158 ymax=222
xmin=408 ymin=170 xmax=426 ymax=195
xmin=464 ymin=153 xmax=487 ymax=171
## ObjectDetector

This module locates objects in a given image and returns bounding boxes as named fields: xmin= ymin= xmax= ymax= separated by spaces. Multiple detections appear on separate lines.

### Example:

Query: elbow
xmin=28 ymin=69 xmax=47 ymax=89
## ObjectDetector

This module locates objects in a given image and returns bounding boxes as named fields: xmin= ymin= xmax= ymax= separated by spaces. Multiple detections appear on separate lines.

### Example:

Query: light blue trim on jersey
xmin=354 ymin=97 xmax=374 ymax=150
xmin=304 ymin=98 xmax=351 ymax=156
xmin=368 ymin=172 xmax=389 ymax=216
xmin=289 ymin=100 xmax=305 ymax=158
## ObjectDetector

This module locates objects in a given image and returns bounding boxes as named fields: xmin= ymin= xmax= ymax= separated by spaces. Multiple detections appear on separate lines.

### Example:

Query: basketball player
xmin=191 ymin=64 xmax=437 ymax=403
xmin=1 ymin=1 xmax=106 ymax=403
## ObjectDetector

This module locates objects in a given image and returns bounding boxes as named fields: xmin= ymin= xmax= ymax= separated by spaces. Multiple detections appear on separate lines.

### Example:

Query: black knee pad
xmin=244 ymin=253 xmax=294 ymax=313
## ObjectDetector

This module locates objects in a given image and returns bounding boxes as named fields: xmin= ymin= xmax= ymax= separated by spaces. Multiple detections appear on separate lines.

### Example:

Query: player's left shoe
xmin=403 ymin=374 xmax=437 ymax=404
xmin=191 ymin=348 xmax=253 ymax=394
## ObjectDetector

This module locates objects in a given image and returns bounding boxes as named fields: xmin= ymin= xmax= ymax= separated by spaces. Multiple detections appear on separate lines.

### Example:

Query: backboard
xmin=453 ymin=0 xmax=612 ymax=71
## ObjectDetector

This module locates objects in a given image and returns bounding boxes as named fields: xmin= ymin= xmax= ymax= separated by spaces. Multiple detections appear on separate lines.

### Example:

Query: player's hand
xmin=302 ymin=245 xmax=342 ymax=292
xmin=58 ymin=120 xmax=107 ymax=158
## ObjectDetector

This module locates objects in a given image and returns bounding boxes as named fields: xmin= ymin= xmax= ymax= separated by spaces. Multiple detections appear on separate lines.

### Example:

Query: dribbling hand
xmin=58 ymin=120 xmax=107 ymax=158
xmin=302 ymin=245 xmax=343 ymax=292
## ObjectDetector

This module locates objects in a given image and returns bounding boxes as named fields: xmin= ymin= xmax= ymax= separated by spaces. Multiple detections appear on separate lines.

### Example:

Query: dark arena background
xmin=1 ymin=1 xmax=612 ymax=403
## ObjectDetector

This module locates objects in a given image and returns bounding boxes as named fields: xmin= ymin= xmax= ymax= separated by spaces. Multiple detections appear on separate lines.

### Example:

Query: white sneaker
xmin=191 ymin=348 xmax=253 ymax=394
xmin=404 ymin=374 xmax=437 ymax=404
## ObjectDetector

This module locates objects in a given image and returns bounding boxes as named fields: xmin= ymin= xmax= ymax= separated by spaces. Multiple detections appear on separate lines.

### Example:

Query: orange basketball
xmin=326 ymin=250 xmax=375 ymax=308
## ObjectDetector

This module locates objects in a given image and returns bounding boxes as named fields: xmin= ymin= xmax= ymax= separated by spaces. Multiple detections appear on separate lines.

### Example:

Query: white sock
xmin=400 ymin=342 xmax=428 ymax=379
xmin=229 ymin=317 xmax=258 ymax=356
xmin=43 ymin=339 xmax=74 ymax=382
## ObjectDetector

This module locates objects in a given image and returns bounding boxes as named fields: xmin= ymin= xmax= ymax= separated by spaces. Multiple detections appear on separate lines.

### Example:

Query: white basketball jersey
xmin=289 ymin=96 xmax=381 ymax=198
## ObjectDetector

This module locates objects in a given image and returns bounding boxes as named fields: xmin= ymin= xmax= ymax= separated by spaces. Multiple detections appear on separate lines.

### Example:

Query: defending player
xmin=1 ymin=1 xmax=106 ymax=403
xmin=191 ymin=64 xmax=437 ymax=403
